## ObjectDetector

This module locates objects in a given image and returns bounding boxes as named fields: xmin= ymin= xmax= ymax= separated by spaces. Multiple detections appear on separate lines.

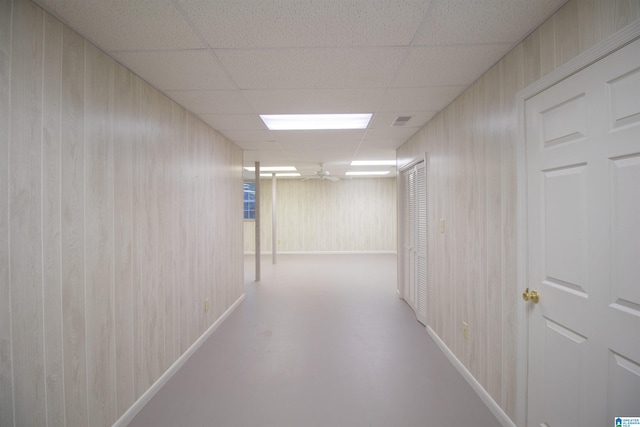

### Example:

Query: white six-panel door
xmin=525 ymin=37 xmax=640 ymax=426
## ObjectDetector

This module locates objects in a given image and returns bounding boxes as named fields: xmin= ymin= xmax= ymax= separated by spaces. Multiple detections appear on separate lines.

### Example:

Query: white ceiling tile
xmin=165 ymin=90 xmax=253 ymax=114
xmin=393 ymin=45 xmax=512 ymax=87
xmin=178 ymin=0 xmax=430 ymax=48
xmin=352 ymin=146 xmax=398 ymax=159
xmin=271 ymin=130 xmax=365 ymax=145
xmin=369 ymin=111 xmax=437 ymax=129
xmin=243 ymin=89 xmax=386 ymax=114
xmin=242 ymin=149 xmax=289 ymax=165
xmin=380 ymin=86 xmax=465 ymax=112
xmin=35 ymin=0 xmax=203 ymax=51
xmin=285 ymin=150 xmax=359 ymax=164
xmin=365 ymin=127 xmax=420 ymax=141
xmin=219 ymin=130 xmax=274 ymax=143
xmin=216 ymin=48 xmax=405 ymax=89
xmin=415 ymin=0 xmax=566 ymax=45
xmin=235 ymin=141 xmax=281 ymax=151
xmin=200 ymin=114 xmax=267 ymax=131
xmin=358 ymin=139 xmax=409 ymax=151
xmin=112 ymin=50 xmax=235 ymax=91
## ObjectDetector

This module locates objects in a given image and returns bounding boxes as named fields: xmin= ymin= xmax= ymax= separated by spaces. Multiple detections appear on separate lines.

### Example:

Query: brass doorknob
xmin=522 ymin=288 xmax=540 ymax=304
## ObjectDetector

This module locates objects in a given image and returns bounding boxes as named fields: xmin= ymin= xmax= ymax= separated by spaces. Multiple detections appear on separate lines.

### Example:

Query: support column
xmin=272 ymin=173 xmax=277 ymax=264
xmin=254 ymin=162 xmax=260 ymax=281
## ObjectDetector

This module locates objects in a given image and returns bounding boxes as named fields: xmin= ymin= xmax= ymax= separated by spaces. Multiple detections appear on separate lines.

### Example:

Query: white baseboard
xmin=113 ymin=293 xmax=246 ymax=427
xmin=426 ymin=325 xmax=516 ymax=427
xmin=244 ymin=251 xmax=397 ymax=255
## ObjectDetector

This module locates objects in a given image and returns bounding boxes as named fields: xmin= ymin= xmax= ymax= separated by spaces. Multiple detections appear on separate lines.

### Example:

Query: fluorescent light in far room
xmin=244 ymin=166 xmax=296 ymax=172
xmin=351 ymin=160 xmax=396 ymax=166
xmin=346 ymin=171 xmax=391 ymax=176
xmin=260 ymin=173 xmax=301 ymax=177
xmin=260 ymin=114 xmax=372 ymax=130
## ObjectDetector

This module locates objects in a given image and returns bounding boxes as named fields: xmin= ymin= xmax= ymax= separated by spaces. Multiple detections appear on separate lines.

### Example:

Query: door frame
xmin=515 ymin=22 xmax=640 ymax=427
xmin=397 ymin=153 xmax=428 ymax=312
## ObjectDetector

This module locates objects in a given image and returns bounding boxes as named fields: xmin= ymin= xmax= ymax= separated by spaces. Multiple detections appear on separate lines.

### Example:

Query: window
xmin=243 ymin=182 xmax=256 ymax=220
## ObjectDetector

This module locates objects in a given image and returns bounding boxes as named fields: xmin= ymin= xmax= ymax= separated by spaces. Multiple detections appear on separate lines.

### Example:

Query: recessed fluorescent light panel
xmin=244 ymin=166 xmax=297 ymax=172
xmin=260 ymin=114 xmax=372 ymax=130
xmin=260 ymin=173 xmax=301 ymax=177
xmin=350 ymin=160 xmax=396 ymax=166
xmin=346 ymin=171 xmax=391 ymax=176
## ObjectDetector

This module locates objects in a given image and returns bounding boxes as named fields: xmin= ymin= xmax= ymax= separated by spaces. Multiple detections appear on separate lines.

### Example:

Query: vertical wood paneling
xmin=396 ymin=2 xmax=639 ymax=423
xmin=539 ymin=16 xmax=556 ymax=77
xmin=245 ymin=178 xmax=396 ymax=253
xmin=9 ymin=1 xmax=45 ymax=425
xmin=161 ymin=98 xmax=175 ymax=372
xmin=84 ymin=43 xmax=116 ymax=426
xmin=578 ymin=0 xmax=640 ymax=53
xmin=501 ymin=42 xmax=524 ymax=422
xmin=522 ymin=29 xmax=541 ymax=87
xmin=131 ymin=74 xmax=144 ymax=401
xmin=113 ymin=64 xmax=134 ymax=417
xmin=468 ymin=77 xmax=487 ymax=385
xmin=42 ymin=12 xmax=65 ymax=427
xmin=483 ymin=61 xmax=503 ymax=404
xmin=3 ymin=2 xmax=244 ymax=425
xmin=0 ymin=0 xmax=14 ymax=425
xmin=139 ymin=80 xmax=158 ymax=392
xmin=554 ymin=0 xmax=580 ymax=67
xmin=440 ymin=109 xmax=455 ymax=351
xmin=60 ymin=25 xmax=88 ymax=427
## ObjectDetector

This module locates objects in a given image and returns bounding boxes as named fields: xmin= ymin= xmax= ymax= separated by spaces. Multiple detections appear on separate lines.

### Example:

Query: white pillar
xmin=272 ymin=173 xmax=277 ymax=264
xmin=254 ymin=162 xmax=260 ymax=281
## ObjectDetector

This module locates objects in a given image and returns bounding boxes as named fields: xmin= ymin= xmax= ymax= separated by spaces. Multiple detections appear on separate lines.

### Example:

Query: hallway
xmin=129 ymin=254 xmax=500 ymax=426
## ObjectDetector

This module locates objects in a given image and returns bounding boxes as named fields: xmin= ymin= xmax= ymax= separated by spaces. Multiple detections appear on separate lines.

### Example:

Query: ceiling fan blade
xmin=326 ymin=175 xmax=340 ymax=182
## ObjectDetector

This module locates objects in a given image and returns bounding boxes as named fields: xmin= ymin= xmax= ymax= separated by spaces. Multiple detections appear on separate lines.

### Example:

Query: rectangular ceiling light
xmin=350 ymin=160 xmax=396 ymax=166
xmin=260 ymin=114 xmax=372 ymax=130
xmin=260 ymin=173 xmax=301 ymax=177
xmin=244 ymin=166 xmax=296 ymax=172
xmin=346 ymin=171 xmax=391 ymax=176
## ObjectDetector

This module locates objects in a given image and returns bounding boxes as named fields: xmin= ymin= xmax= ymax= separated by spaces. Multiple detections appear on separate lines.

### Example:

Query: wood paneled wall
xmin=0 ymin=1 xmax=244 ymax=426
xmin=244 ymin=178 xmax=396 ymax=253
xmin=396 ymin=0 xmax=640 ymax=422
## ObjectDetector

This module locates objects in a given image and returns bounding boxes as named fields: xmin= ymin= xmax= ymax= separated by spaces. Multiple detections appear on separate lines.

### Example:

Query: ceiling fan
xmin=304 ymin=163 xmax=340 ymax=182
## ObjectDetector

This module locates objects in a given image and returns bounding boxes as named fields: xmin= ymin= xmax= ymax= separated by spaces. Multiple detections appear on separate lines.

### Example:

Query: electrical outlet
xmin=204 ymin=298 xmax=209 ymax=313
xmin=463 ymin=321 xmax=469 ymax=340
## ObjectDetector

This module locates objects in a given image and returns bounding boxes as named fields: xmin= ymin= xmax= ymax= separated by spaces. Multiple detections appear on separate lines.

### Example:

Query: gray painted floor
xmin=129 ymin=254 xmax=501 ymax=427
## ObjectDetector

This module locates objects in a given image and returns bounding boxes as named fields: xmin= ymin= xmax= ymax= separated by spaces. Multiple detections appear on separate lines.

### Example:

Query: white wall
xmin=397 ymin=0 xmax=640 ymax=422
xmin=0 ymin=1 xmax=244 ymax=426
xmin=244 ymin=177 xmax=397 ymax=253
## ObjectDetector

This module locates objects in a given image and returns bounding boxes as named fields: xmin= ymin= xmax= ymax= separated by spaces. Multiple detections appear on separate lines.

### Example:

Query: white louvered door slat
xmin=416 ymin=162 xmax=427 ymax=325
xmin=407 ymin=169 xmax=416 ymax=311
xmin=401 ymin=171 xmax=410 ymax=302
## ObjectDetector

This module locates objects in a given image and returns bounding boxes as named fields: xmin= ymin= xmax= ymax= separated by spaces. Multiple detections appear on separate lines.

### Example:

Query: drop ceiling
xmin=35 ymin=0 xmax=566 ymax=180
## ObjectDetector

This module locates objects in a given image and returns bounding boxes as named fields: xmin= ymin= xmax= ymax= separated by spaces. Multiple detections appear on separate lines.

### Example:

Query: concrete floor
xmin=129 ymin=254 xmax=501 ymax=427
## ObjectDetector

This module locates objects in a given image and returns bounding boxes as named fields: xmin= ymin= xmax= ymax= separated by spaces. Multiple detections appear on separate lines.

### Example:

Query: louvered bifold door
xmin=415 ymin=162 xmax=427 ymax=325
xmin=407 ymin=169 xmax=416 ymax=310
xmin=400 ymin=170 xmax=410 ymax=301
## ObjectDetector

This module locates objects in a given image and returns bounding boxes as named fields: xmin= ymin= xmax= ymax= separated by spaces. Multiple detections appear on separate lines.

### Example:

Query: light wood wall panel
xmin=244 ymin=178 xmax=397 ymax=253
xmin=0 ymin=1 xmax=244 ymax=425
xmin=9 ymin=1 xmax=45 ymax=425
xmin=0 ymin=0 xmax=12 ymax=422
xmin=397 ymin=0 xmax=640 ymax=422
xmin=42 ymin=13 xmax=65 ymax=427
xmin=60 ymin=24 xmax=88 ymax=427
